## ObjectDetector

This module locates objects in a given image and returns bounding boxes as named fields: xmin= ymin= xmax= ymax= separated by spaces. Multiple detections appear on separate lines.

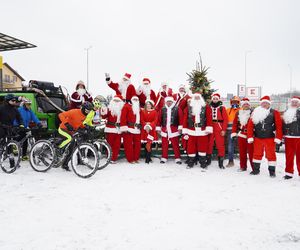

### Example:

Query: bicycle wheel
xmin=0 ymin=140 xmax=21 ymax=174
xmin=93 ymin=140 xmax=112 ymax=170
xmin=29 ymin=140 xmax=56 ymax=172
xmin=71 ymin=143 xmax=99 ymax=178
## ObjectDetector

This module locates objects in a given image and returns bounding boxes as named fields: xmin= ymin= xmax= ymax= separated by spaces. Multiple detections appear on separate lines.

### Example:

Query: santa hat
xmin=291 ymin=96 xmax=300 ymax=103
xmin=240 ymin=97 xmax=250 ymax=106
xmin=211 ymin=93 xmax=220 ymax=100
xmin=165 ymin=96 xmax=174 ymax=102
xmin=178 ymin=84 xmax=186 ymax=91
xmin=260 ymin=95 xmax=271 ymax=104
xmin=143 ymin=78 xmax=151 ymax=84
xmin=76 ymin=80 xmax=86 ymax=90
xmin=113 ymin=94 xmax=123 ymax=101
xmin=123 ymin=73 xmax=131 ymax=80
xmin=145 ymin=99 xmax=155 ymax=106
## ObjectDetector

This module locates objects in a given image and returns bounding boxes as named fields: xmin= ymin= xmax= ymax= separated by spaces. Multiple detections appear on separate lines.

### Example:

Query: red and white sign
xmin=246 ymin=87 xmax=261 ymax=100
xmin=237 ymin=84 xmax=246 ymax=97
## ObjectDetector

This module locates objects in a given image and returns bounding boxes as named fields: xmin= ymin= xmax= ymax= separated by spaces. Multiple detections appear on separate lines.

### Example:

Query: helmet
xmin=81 ymin=101 xmax=93 ymax=115
xmin=5 ymin=94 xmax=18 ymax=102
xmin=230 ymin=96 xmax=240 ymax=104
xmin=93 ymin=99 xmax=101 ymax=109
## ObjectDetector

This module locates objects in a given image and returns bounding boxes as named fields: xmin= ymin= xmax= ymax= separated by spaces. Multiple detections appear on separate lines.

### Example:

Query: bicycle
xmin=0 ymin=125 xmax=22 ymax=174
xmin=29 ymin=127 xmax=99 ymax=178
xmin=86 ymin=123 xmax=112 ymax=170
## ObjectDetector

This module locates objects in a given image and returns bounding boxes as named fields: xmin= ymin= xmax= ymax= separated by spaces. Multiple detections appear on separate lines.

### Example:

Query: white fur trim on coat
xmin=248 ymin=137 xmax=254 ymax=143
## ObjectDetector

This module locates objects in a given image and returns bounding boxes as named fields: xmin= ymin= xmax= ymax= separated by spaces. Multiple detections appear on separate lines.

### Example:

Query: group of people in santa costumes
xmin=93 ymin=72 xmax=300 ymax=179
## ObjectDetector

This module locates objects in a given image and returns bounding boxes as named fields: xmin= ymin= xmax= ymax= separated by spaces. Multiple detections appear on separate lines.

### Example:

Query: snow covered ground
xmin=1 ymin=152 xmax=300 ymax=250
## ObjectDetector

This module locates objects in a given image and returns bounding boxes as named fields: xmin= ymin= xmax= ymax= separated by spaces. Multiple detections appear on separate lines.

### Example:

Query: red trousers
xmin=238 ymin=137 xmax=254 ymax=170
xmin=285 ymin=137 xmax=300 ymax=176
xmin=253 ymin=138 xmax=276 ymax=165
xmin=207 ymin=123 xmax=225 ymax=157
xmin=106 ymin=133 xmax=121 ymax=161
xmin=161 ymin=136 xmax=181 ymax=161
xmin=187 ymin=135 xmax=208 ymax=157
xmin=123 ymin=133 xmax=141 ymax=162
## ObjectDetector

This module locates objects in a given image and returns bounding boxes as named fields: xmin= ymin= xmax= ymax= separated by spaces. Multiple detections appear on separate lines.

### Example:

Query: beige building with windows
xmin=2 ymin=62 xmax=25 ymax=90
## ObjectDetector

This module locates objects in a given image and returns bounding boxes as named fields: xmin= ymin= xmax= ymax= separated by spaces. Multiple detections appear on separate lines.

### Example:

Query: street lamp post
xmin=288 ymin=64 xmax=293 ymax=99
xmin=244 ymin=50 xmax=251 ymax=97
xmin=84 ymin=46 xmax=92 ymax=90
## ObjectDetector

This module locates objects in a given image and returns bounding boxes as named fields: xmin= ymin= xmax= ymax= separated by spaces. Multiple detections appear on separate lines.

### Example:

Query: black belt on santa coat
xmin=107 ymin=121 xmax=120 ymax=127
xmin=127 ymin=122 xmax=141 ymax=129
xmin=212 ymin=119 xmax=223 ymax=123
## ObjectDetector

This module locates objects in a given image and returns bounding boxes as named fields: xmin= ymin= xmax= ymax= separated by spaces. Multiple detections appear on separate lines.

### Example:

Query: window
xmin=4 ymin=74 xmax=10 ymax=83
xmin=12 ymin=75 xmax=17 ymax=83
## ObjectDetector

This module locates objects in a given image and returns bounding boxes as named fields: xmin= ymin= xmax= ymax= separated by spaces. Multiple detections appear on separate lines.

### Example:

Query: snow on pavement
xmin=1 ymin=153 xmax=300 ymax=250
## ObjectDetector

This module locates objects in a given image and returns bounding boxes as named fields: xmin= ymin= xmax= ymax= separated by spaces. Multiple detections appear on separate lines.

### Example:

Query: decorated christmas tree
xmin=187 ymin=54 xmax=216 ymax=102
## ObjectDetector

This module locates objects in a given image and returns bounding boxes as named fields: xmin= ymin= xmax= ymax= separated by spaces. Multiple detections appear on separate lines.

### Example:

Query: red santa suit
xmin=183 ymin=93 xmax=213 ymax=168
xmin=231 ymin=98 xmax=253 ymax=171
xmin=120 ymin=97 xmax=142 ymax=163
xmin=136 ymin=78 xmax=156 ymax=107
xmin=102 ymin=95 xmax=124 ymax=162
xmin=207 ymin=94 xmax=228 ymax=157
xmin=106 ymin=73 xmax=136 ymax=102
xmin=155 ymin=82 xmax=173 ymax=111
xmin=247 ymin=96 xmax=283 ymax=176
xmin=173 ymin=84 xmax=189 ymax=111
xmin=282 ymin=96 xmax=300 ymax=178
xmin=156 ymin=96 xmax=183 ymax=163
xmin=141 ymin=102 xmax=158 ymax=144
xmin=70 ymin=81 xmax=93 ymax=109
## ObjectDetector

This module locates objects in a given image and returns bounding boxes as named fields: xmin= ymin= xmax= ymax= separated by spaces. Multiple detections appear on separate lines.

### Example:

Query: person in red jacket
xmin=183 ymin=92 xmax=213 ymax=169
xmin=156 ymin=96 xmax=183 ymax=164
xmin=69 ymin=81 xmax=93 ymax=109
xmin=120 ymin=96 xmax=142 ymax=163
xmin=136 ymin=78 xmax=156 ymax=107
xmin=231 ymin=98 xmax=253 ymax=172
xmin=155 ymin=82 xmax=173 ymax=111
xmin=247 ymin=95 xmax=283 ymax=177
xmin=102 ymin=95 xmax=125 ymax=163
xmin=141 ymin=99 xmax=158 ymax=164
xmin=105 ymin=73 xmax=136 ymax=103
xmin=173 ymin=84 xmax=190 ymax=111
xmin=207 ymin=93 xmax=228 ymax=169
xmin=282 ymin=96 xmax=300 ymax=179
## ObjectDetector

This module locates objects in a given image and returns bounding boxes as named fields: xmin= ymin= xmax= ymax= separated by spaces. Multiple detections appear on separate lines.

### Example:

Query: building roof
xmin=0 ymin=33 xmax=36 ymax=52
xmin=3 ymin=63 xmax=25 ymax=81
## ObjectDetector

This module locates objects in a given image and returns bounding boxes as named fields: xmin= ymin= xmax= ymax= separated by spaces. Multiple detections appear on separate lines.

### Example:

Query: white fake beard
xmin=132 ymin=101 xmax=140 ymax=115
xmin=179 ymin=91 xmax=186 ymax=98
xmin=283 ymin=107 xmax=297 ymax=124
xmin=140 ymin=84 xmax=151 ymax=97
xmin=118 ymin=80 xmax=129 ymax=96
xmin=77 ymin=88 xmax=86 ymax=96
xmin=190 ymin=97 xmax=205 ymax=116
xmin=108 ymin=100 xmax=124 ymax=119
xmin=251 ymin=106 xmax=270 ymax=124
xmin=239 ymin=110 xmax=251 ymax=126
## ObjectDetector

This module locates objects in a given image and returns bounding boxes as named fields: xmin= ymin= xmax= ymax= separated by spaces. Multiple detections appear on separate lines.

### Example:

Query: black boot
xmin=250 ymin=163 xmax=260 ymax=175
xmin=218 ymin=156 xmax=225 ymax=169
xmin=148 ymin=151 xmax=153 ymax=163
xmin=268 ymin=166 xmax=276 ymax=178
xmin=206 ymin=154 xmax=212 ymax=166
xmin=186 ymin=157 xmax=196 ymax=169
xmin=199 ymin=156 xmax=207 ymax=169
xmin=145 ymin=152 xmax=150 ymax=164
xmin=283 ymin=175 xmax=293 ymax=180
xmin=185 ymin=156 xmax=190 ymax=164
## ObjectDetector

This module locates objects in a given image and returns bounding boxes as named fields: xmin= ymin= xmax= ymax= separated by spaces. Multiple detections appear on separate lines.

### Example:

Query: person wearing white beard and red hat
xmin=183 ymin=92 xmax=213 ymax=169
xmin=155 ymin=82 xmax=173 ymax=111
xmin=231 ymin=98 xmax=254 ymax=172
xmin=173 ymin=84 xmax=190 ymax=111
xmin=206 ymin=93 xmax=228 ymax=169
xmin=141 ymin=99 xmax=158 ymax=164
xmin=101 ymin=95 xmax=125 ymax=163
xmin=156 ymin=96 xmax=183 ymax=164
xmin=136 ymin=78 xmax=156 ymax=107
xmin=69 ymin=80 xmax=93 ymax=109
xmin=120 ymin=96 xmax=142 ymax=164
xmin=247 ymin=95 xmax=283 ymax=177
xmin=282 ymin=96 xmax=300 ymax=180
xmin=105 ymin=73 xmax=137 ymax=103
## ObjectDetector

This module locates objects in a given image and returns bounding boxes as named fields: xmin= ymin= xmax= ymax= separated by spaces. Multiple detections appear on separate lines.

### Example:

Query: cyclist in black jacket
xmin=0 ymin=94 xmax=24 ymax=143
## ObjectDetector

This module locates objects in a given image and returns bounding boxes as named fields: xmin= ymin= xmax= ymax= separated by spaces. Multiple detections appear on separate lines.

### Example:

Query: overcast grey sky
xmin=1 ymin=0 xmax=299 ymax=97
